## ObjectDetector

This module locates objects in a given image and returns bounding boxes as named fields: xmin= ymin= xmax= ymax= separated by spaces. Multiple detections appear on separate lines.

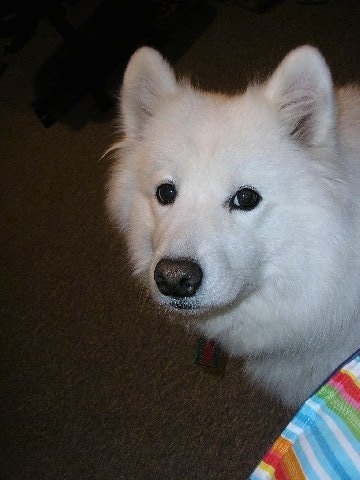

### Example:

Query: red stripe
xmin=263 ymin=448 xmax=282 ymax=470
xmin=275 ymin=461 xmax=290 ymax=480
xmin=329 ymin=370 xmax=360 ymax=407
xmin=262 ymin=451 xmax=289 ymax=479
xmin=200 ymin=340 xmax=216 ymax=366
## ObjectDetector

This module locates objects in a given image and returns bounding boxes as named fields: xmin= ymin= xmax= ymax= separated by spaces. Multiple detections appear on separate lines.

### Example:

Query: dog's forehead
xmin=152 ymin=88 xmax=278 ymax=150
xmin=145 ymin=88 xmax=283 ymax=177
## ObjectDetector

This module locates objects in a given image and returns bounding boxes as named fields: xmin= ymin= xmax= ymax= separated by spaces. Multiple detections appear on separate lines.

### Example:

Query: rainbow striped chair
xmin=251 ymin=350 xmax=360 ymax=479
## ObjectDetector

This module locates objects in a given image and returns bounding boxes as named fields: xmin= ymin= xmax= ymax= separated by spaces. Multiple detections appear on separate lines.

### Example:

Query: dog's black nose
xmin=154 ymin=258 xmax=202 ymax=298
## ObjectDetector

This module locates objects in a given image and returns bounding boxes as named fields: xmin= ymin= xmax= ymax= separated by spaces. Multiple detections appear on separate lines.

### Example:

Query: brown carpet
xmin=2 ymin=1 xmax=360 ymax=479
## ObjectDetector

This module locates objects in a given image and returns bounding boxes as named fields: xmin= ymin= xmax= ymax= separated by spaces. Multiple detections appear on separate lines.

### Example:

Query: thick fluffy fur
xmin=107 ymin=46 xmax=360 ymax=407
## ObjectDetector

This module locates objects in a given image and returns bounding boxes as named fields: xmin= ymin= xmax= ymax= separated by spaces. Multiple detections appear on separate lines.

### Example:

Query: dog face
xmin=107 ymin=46 xmax=342 ymax=316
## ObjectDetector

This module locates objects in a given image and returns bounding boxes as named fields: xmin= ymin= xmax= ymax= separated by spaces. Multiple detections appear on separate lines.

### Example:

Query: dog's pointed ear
xmin=264 ymin=46 xmax=336 ymax=147
xmin=121 ymin=47 xmax=178 ymax=139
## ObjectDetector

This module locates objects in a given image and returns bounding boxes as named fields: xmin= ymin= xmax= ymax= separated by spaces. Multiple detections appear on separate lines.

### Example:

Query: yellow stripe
xmin=258 ymin=460 xmax=275 ymax=478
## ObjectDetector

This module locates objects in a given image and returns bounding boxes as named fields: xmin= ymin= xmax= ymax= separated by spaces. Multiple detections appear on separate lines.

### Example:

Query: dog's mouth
xmin=169 ymin=298 xmax=201 ymax=311
xmin=163 ymin=290 xmax=248 ymax=317
xmin=152 ymin=257 xmax=244 ymax=314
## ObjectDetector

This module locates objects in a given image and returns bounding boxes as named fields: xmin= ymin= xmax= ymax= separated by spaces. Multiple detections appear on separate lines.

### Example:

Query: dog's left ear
xmin=264 ymin=46 xmax=336 ymax=147
xmin=121 ymin=47 xmax=178 ymax=139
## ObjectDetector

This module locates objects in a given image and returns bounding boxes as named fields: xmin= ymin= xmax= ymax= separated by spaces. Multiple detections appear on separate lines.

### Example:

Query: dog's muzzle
xmin=154 ymin=258 xmax=203 ymax=298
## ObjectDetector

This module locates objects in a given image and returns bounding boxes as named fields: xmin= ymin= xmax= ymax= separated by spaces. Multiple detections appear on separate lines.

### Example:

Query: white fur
xmin=106 ymin=46 xmax=360 ymax=407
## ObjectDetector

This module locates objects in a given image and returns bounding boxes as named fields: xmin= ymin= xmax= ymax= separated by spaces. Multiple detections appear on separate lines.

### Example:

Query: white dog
xmin=106 ymin=45 xmax=360 ymax=407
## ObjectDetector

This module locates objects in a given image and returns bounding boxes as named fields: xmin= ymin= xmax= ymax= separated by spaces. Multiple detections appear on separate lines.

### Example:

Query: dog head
xmin=107 ymin=46 xmax=342 ymax=316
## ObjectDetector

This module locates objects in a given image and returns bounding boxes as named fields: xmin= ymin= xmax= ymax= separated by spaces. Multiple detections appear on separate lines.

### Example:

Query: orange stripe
xmin=272 ymin=437 xmax=293 ymax=457
xmin=281 ymin=444 xmax=306 ymax=480
xmin=262 ymin=437 xmax=291 ymax=479
xmin=265 ymin=437 xmax=306 ymax=480
xmin=263 ymin=440 xmax=285 ymax=469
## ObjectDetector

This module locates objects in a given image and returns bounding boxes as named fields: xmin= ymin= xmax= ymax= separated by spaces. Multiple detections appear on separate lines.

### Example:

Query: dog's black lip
xmin=170 ymin=299 xmax=199 ymax=310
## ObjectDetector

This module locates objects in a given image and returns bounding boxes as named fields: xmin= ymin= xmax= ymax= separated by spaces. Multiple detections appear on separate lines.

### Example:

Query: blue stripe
xmin=310 ymin=393 xmax=359 ymax=448
xmin=311 ymin=422 xmax=353 ymax=480
xmin=305 ymin=397 xmax=360 ymax=476
xmin=294 ymin=411 xmax=334 ymax=475
xmin=288 ymin=405 xmax=349 ymax=479
xmin=282 ymin=422 xmax=301 ymax=443
xmin=282 ymin=409 xmax=325 ymax=479
xmin=291 ymin=432 xmax=322 ymax=480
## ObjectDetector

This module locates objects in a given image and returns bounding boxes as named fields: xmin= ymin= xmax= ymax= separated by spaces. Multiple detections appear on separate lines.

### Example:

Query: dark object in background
xmin=1 ymin=0 xmax=213 ymax=127
xmin=0 ymin=1 xmax=166 ymax=126
xmin=0 ymin=1 xmax=54 ymax=54
xmin=297 ymin=1 xmax=330 ymax=4
xmin=234 ymin=0 xmax=278 ymax=13
xmin=32 ymin=0 xmax=164 ymax=127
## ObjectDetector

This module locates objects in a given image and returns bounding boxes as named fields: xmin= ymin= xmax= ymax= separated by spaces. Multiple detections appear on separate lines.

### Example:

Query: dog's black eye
xmin=156 ymin=183 xmax=177 ymax=205
xmin=229 ymin=187 xmax=261 ymax=211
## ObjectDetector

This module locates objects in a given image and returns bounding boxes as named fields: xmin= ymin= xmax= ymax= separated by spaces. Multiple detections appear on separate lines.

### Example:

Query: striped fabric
xmin=251 ymin=351 xmax=360 ymax=479
xmin=195 ymin=338 xmax=221 ymax=367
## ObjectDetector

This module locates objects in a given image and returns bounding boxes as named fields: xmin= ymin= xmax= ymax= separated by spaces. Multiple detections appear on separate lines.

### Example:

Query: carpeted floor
xmin=2 ymin=1 xmax=360 ymax=479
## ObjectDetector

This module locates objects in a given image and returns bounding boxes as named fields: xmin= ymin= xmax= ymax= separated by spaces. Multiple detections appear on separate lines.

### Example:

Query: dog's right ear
xmin=264 ymin=46 xmax=336 ymax=148
xmin=120 ymin=47 xmax=178 ymax=139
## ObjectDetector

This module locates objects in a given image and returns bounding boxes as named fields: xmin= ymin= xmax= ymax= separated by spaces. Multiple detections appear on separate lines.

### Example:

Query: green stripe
xmin=316 ymin=384 xmax=360 ymax=441
xmin=195 ymin=337 xmax=206 ymax=364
